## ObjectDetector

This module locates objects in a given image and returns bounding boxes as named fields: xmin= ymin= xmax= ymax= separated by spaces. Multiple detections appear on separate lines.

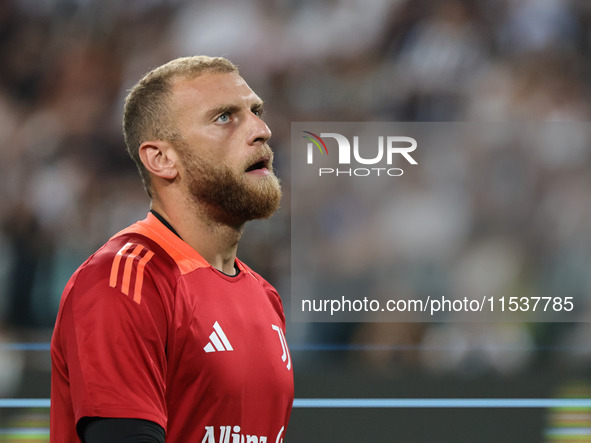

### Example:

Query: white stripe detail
xmin=203 ymin=342 xmax=215 ymax=353
xmin=209 ymin=331 xmax=225 ymax=351
xmin=213 ymin=321 xmax=233 ymax=351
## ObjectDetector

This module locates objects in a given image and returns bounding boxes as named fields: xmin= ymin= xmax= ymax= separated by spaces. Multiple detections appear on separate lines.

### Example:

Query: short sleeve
xmin=57 ymin=252 xmax=170 ymax=431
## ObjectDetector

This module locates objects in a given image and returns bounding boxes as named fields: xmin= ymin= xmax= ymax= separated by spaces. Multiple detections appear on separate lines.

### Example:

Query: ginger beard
xmin=177 ymin=142 xmax=282 ymax=226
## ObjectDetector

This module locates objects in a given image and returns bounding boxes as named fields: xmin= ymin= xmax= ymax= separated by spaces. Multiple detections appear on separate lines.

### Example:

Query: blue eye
xmin=217 ymin=113 xmax=230 ymax=123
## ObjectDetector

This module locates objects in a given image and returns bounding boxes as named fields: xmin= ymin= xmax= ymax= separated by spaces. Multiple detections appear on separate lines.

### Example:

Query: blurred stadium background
xmin=2 ymin=0 xmax=591 ymax=441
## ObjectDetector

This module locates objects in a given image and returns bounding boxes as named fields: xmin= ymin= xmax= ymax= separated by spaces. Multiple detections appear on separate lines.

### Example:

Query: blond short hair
xmin=123 ymin=56 xmax=239 ymax=197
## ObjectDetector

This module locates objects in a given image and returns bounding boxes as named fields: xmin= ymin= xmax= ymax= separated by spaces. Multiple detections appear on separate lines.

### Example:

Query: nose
xmin=248 ymin=113 xmax=272 ymax=145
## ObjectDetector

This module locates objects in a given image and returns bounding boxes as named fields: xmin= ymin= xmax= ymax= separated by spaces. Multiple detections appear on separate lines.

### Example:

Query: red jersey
xmin=50 ymin=213 xmax=293 ymax=442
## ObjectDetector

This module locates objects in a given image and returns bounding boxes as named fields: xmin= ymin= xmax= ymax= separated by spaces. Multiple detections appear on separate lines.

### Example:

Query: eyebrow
xmin=251 ymin=102 xmax=264 ymax=115
xmin=205 ymin=101 xmax=265 ymax=120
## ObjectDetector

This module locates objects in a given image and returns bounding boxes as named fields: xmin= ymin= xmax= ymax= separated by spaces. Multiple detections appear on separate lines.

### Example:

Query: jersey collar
xmin=113 ymin=212 xmax=249 ymax=276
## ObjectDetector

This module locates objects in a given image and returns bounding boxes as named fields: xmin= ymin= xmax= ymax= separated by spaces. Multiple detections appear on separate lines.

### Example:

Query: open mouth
xmin=245 ymin=156 xmax=270 ymax=173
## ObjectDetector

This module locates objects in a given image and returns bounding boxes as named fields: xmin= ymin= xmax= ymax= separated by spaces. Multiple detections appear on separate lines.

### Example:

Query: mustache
xmin=245 ymin=144 xmax=274 ymax=170
xmin=260 ymin=143 xmax=273 ymax=159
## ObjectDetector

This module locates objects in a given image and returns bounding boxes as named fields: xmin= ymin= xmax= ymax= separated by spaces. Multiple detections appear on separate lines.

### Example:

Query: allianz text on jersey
xmin=303 ymin=131 xmax=418 ymax=177
xmin=201 ymin=425 xmax=285 ymax=443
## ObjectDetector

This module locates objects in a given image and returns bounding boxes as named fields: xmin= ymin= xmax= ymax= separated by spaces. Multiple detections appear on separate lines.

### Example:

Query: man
xmin=50 ymin=56 xmax=293 ymax=442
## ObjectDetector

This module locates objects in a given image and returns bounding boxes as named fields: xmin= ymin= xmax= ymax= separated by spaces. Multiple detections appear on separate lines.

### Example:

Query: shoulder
xmin=237 ymin=260 xmax=278 ymax=293
xmin=237 ymin=259 xmax=286 ymax=323
xmin=58 ymin=217 xmax=187 ymax=322
xmin=52 ymin=228 xmax=175 ymax=361
xmin=70 ymin=212 xmax=210 ymax=295
xmin=72 ymin=231 xmax=180 ymax=296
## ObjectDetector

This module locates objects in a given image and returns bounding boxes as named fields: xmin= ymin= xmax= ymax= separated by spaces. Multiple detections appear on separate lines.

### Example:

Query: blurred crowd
xmin=2 ymin=0 xmax=591 ymax=396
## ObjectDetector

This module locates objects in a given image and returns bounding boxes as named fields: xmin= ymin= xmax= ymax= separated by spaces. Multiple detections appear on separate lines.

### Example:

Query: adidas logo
xmin=203 ymin=321 xmax=234 ymax=353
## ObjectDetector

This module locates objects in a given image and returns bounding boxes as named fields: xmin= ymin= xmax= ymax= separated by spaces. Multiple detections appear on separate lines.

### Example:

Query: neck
xmin=151 ymin=198 xmax=243 ymax=275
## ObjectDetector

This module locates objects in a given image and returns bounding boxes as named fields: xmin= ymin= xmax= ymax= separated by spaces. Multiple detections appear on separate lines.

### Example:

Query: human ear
xmin=138 ymin=140 xmax=179 ymax=180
